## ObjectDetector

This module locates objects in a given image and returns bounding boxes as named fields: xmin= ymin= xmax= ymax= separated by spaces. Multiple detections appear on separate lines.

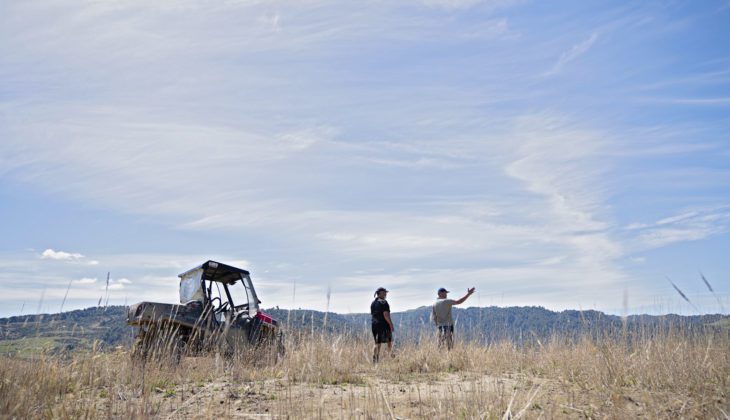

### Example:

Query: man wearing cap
xmin=371 ymin=287 xmax=394 ymax=362
xmin=432 ymin=287 xmax=476 ymax=350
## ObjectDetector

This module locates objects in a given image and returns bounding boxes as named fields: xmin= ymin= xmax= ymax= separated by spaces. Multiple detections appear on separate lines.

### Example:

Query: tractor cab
xmin=178 ymin=260 xmax=260 ymax=325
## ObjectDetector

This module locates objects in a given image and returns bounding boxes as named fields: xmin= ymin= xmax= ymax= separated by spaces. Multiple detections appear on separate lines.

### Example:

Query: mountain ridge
xmin=1 ymin=305 xmax=727 ymax=355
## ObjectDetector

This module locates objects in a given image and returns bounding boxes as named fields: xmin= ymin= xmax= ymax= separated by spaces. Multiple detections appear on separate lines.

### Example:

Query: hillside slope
xmin=1 ymin=305 xmax=726 ymax=354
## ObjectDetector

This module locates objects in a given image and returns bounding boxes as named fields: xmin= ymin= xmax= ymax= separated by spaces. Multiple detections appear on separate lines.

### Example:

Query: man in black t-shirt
xmin=371 ymin=287 xmax=394 ymax=363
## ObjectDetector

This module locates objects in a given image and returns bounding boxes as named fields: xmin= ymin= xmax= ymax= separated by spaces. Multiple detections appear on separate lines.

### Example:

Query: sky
xmin=1 ymin=0 xmax=729 ymax=318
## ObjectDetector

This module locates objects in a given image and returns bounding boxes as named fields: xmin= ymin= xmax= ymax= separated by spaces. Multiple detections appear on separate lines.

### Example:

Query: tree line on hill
xmin=267 ymin=306 xmax=728 ymax=345
xmin=1 ymin=305 xmax=726 ymax=354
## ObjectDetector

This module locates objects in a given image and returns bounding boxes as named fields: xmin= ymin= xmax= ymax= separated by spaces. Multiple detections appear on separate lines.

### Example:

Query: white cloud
xmin=40 ymin=249 xmax=99 ymax=266
xmin=72 ymin=277 xmax=97 ymax=285
xmin=41 ymin=249 xmax=85 ymax=261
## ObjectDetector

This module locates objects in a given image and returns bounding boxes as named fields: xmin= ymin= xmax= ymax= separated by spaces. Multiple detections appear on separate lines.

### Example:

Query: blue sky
xmin=1 ymin=0 xmax=729 ymax=317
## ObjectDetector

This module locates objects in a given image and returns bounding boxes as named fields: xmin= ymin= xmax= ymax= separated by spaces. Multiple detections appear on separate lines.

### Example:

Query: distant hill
xmin=1 ymin=305 xmax=727 ymax=355
xmin=267 ymin=306 xmax=730 ymax=344
xmin=0 ymin=306 xmax=133 ymax=355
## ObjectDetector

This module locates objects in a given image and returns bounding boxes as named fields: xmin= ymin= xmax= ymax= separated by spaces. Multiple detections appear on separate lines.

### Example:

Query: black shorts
xmin=372 ymin=325 xmax=392 ymax=343
xmin=438 ymin=325 xmax=454 ymax=334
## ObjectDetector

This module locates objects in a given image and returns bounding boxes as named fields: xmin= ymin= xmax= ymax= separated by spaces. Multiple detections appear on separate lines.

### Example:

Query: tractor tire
xmin=276 ymin=331 xmax=286 ymax=359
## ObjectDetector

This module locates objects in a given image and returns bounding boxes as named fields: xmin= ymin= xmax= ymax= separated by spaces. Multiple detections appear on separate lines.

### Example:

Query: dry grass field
xmin=1 ymin=328 xmax=728 ymax=419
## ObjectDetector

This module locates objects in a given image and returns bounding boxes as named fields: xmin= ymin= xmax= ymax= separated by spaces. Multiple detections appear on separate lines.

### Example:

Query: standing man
xmin=371 ymin=287 xmax=394 ymax=362
xmin=432 ymin=287 xmax=476 ymax=350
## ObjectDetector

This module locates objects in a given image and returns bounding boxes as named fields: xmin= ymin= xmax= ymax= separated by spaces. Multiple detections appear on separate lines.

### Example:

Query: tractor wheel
xmin=276 ymin=331 xmax=286 ymax=359
xmin=131 ymin=324 xmax=159 ymax=362
xmin=131 ymin=322 xmax=188 ymax=364
xmin=169 ymin=332 xmax=186 ymax=363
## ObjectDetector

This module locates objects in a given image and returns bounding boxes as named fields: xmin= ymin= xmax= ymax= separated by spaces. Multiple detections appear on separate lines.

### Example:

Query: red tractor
xmin=127 ymin=260 xmax=284 ymax=360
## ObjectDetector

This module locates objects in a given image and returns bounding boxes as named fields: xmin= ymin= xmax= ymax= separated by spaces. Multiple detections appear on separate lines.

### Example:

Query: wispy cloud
xmin=1 ymin=0 xmax=728 ymax=316
xmin=421 ymin=0 xmax=522 ymax=11
xmin=637 ymin=69 xmax=730 ymax=90
xmin=626 ymin=206 xmax=730 ymax=249
xmin=545 ymin=32 xmax=599 ymax=76
xmin=504 ymin=114 xmax=611 ymax=232
xmin=638 ymin=97 xmax=730 ymax=106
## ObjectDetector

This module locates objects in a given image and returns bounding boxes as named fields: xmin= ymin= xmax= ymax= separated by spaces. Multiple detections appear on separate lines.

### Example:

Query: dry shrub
xmin=0 ymin=326 xmax=727 ymax=418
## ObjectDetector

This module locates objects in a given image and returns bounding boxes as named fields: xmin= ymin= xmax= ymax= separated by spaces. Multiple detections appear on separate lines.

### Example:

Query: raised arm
xmin=453 ymin=287 xmax=476 ymax=305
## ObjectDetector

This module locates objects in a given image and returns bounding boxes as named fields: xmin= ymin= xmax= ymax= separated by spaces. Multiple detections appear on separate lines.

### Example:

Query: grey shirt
xmin=432 ymin=298 xmax=455 ymax=326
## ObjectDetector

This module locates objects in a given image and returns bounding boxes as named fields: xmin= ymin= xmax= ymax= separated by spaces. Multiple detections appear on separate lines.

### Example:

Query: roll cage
xmin=178 ymin=260 xmax=260 ymax=320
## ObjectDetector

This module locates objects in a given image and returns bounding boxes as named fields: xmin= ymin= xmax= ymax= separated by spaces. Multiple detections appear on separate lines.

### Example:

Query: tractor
xmin=127 ymin=260 xmax=284 ymax=360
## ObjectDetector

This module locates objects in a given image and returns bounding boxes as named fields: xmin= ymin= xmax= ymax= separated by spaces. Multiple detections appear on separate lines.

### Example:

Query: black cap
xmin=438 ymin=287 xmax=450 ymax=293
xmin=375 ymin=287 xmax=389 ymax=293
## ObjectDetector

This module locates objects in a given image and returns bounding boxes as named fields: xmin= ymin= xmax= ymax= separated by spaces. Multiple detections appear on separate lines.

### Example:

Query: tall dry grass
xmin=1 ymin=326 xmax=728 ymax=418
